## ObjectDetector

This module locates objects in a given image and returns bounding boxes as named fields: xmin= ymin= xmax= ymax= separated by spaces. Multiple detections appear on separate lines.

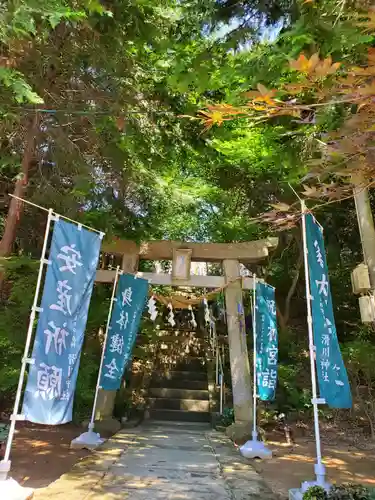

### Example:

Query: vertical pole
xmin=252 ymin=273 xmax=258 ymax=440
xmin=1 ymin=209 xmax=54 ymax=472
xmin=215 ymin=335 xmax=219 ymax=386
xmin=221 ymin=344 xmax=226 ymax=407
xmin=211 ymin=315 xmax=219 ymax=386
xmin=89 ymin=266 xmax=121 ymax=430
xmin=301 ymin=200 xmax=325 ymax=486
xmin=219 ymin=372 xmax=223 ymax=415
xmin=218 ymin=347 xmax=224 ymax=415
xmin=208 ymin=314 xmax=213 ymax=349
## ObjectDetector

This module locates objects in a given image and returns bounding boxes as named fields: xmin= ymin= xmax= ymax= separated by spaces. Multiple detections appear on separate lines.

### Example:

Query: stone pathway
xmin=33 ymin=422 xmax=277 ymax=500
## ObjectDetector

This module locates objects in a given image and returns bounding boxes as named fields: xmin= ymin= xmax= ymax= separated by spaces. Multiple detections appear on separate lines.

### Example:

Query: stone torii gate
xmin=94 ymin=236 xmax=278 ymax=438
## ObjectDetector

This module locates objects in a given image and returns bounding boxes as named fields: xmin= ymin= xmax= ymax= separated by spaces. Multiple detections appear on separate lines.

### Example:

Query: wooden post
xmin=94 ymin=247 xmax=139 ymax=430
xmin=223 ymin=259 xmax=253 ymax=440
xmin=353 ymin=178 xmax=375 ymax=289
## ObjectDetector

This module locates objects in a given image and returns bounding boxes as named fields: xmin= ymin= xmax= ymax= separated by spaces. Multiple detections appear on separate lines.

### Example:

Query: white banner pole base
xmin=289 ymin=463 xmax=330 ymax=500
xmin=70 ymin=426 xmax=105 ymax=450
xmin=240 ymin=275 xmax=272 ymax=461
xmin=289 ymin=481 xmax=330 ymax=499
xmin=1 ymin=479 xmax=33 ymax=500
xmin=299 ymin=201 xmax=329 ymax=488
xmin=239 ymin=431 xmax=272 ymax=460
xmin=0 ymin=462 xmax=33 ymax=500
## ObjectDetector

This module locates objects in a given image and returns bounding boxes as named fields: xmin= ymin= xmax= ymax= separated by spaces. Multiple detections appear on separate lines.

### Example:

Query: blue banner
xmin=99 ymin=274 xmax=148 ymax=391
xmin=22 ymin=219 xmax=102 ymax=424
xmin=256 ymin=281 xmax=278 ymax=401
xmin=306 ymin=213 xmax=352 ymax=408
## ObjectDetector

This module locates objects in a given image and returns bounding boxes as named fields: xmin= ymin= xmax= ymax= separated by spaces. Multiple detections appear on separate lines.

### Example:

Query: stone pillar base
xmin=95 ymin=389 xmax=116 ymax=420
xmin=92 ymin=417 xmax=121 ymax=436
xmin=225 ymin=421 xmax=252 ymax=443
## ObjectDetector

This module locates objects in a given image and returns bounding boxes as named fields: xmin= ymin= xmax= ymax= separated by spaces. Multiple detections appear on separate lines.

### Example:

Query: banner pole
xmin=71 ymin=266 xmax=121 ymax=450
xmin=301 ymin=200 xmax=326 ymax=486
xmin=240 ymin=275 xmax=272 ymax=460
xmin=89 ymin=265 xmax=121 ymax=430
xmin=252 ymin=273 xmax=257 ymax=439
xmin=215 ymin=327 xmax=219 ymax=386
xmin=9 ymin=194 xmax=104 ymax=236
xmin=1 ymin=208 xmax=54 ymax=477
xmin=219 ymin=373 xmax=223 ymax=414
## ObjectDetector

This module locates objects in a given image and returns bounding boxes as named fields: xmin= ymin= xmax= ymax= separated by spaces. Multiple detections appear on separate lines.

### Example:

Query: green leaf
xmin=0 ymin=68 xmax=43 ymax=103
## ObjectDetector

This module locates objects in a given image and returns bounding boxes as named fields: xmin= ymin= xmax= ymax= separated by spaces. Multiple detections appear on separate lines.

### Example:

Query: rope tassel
xmin=147 ymin=296 xmax=158 ymax=321
xmin=167 ymin=303 xmax=176 ymax=327
xmin=203 ymin=298 xmax=210 ymax=325
xmin=188 ymin=305 xmax=197 ymax=329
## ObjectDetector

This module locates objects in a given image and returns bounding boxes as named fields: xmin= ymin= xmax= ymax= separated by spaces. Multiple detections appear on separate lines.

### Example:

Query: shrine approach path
xmin=33 ymin=421 xmax=277 ymax=500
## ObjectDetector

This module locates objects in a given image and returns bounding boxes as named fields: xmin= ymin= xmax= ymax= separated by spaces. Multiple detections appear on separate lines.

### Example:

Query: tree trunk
xmin=282 ymin=246 xmax=303 ymax=326
xmin=276 ymin=304 xmax=287 ymax=332
xmin=0 ymin=114 xmax=39 ymax=257
xmin=277 ymin=242 xmax=303 ymax=331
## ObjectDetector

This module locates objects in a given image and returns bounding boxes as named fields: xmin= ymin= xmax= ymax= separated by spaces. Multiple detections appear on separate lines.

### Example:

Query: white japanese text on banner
xmin=22 ymin=220 xmax=102 ymax=424
xmin=256 ymin=282 xmax=278 ymax=401
xmin=99 ymin=274 xmax=148 ymax=390
xmin=306 ymin=213 xmax=352 ymax=408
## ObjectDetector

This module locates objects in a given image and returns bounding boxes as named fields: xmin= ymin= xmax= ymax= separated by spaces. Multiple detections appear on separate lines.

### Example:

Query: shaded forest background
xmin=1 ymin=0 xmax=375 ymax=434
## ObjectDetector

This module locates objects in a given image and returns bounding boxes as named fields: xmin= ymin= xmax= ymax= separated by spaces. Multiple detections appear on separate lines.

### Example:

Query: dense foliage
xmin=0 ymin=0 xmax=375 ymax=449
xmin=303 ymin=484 xmax=375 ymax=500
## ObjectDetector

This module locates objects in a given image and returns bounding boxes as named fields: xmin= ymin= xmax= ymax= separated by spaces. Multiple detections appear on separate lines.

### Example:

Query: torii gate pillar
xmin=223 ymin=259 xmax=253 ymax=441
xmin=95 ymin=245 xmax=139 ymax=429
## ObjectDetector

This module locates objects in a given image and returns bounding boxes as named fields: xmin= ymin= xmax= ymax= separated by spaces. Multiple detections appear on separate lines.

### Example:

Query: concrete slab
xmin=145 ymin=421 xmax=211 ymax=430
xmin=108 ymin=469 xmax=220 ymax=483
xmin=231 ymin=489 xmax=277 ymax=500
xmin=107 ymin=465 xmax=221 ymax=482
xmin=114 ymin=448 xmax=218 ymax=469
xmin=119 ymin=442 xmax=215 ymax=456
xmin=99 ymin=472 xmax=230 ymax=494
xmin=33 ymin=470 xmax=105 ymax=500
xmin=123 ymin=434 xmax=210 ymax=451
xmin=86 ymin=476 xmax=230 ymax=500
xmin=111 ymin=459 xmax=219 ymax=473
xmin=86 ymin=488 xmax=230 ymax=500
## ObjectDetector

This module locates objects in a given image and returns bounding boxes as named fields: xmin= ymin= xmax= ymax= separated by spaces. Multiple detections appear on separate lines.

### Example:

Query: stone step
xmin=144 ymin=420 xmax=211 ymax=431
xmin=150 ymin=378 xmax=207 ymax=390
xmin=158 ymin=345 xmax=205 ymax=356
xmin=175 ymin=358 xmax=206 ymax=371
xmin=149 ymin=409 xmax=211 ymax=423
xmin=149 ymin=397 xmax=210 ymax=412
xmin=161 ymin=370 xmax=207 ymax=382
xmin=149 ymin=387 xmax=209 ymax=401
